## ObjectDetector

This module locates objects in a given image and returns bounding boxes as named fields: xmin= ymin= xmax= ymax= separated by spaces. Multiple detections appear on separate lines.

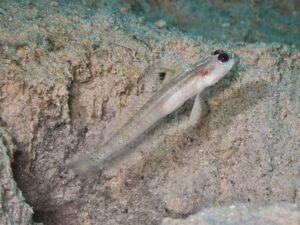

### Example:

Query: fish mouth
xmin=229 ymin=52 xmax=239 ymax=63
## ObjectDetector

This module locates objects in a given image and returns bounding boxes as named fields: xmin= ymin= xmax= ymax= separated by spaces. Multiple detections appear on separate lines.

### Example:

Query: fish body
xmin=69 ymin=50 xmax=236 ymax=175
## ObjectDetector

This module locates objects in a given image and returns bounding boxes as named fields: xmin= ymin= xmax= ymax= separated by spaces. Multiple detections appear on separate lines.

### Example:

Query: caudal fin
xmin=66 ymin=154 xmax=103 ymax=177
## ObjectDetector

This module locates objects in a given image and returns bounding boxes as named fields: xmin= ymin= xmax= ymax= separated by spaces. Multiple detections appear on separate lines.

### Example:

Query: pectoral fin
xmin=189 ymin=93 xmax=208 ymax=126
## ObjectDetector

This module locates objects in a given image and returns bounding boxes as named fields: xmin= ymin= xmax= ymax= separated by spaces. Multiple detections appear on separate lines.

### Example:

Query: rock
xmin=155 ymin=20 xmax=167 ymax=29
xmin=0 ymin=128 xmax=35 ymax=225
xmin=161 ymin=203 xmax=300 ymax=225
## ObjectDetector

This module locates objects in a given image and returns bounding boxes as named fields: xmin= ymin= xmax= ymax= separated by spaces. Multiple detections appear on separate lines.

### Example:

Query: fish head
xmin=200 ymin=50 xmax=236 ymax=87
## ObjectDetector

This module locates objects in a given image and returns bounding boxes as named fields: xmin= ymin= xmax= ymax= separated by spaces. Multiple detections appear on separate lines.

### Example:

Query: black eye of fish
xmin=213 ymin=49 xmax=224 ymax=55
xmin=218 ymin=53 xmax=229 ymax=63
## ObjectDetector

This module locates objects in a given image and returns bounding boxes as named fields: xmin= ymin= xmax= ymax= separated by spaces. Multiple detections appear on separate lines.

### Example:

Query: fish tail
xmin=66 ymin=153 xmax=104 ymax=177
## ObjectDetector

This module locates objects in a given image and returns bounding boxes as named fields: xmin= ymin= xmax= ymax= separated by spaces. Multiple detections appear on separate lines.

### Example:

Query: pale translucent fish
xmin=68 ymin=50 xmax=236 ymax=176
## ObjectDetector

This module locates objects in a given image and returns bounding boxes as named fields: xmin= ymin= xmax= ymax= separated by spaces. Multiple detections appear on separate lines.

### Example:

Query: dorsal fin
xmin=111 ymin=62 xmax=185 ymax=138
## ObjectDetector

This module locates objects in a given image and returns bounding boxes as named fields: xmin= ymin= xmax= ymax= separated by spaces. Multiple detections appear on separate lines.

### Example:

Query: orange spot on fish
xmin=198 ymin=65 xmax=214 ymax=77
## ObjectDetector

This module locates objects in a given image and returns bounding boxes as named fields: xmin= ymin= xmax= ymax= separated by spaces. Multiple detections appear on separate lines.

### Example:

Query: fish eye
xmin=213 ymin=49 xmax=224 ymax=55
xmin=218 ymin=53 xmax=229 ymax=63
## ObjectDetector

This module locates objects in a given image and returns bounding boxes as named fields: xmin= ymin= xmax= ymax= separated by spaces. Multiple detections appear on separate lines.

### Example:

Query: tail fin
xmin=66 ymin=154 xmax=104 ymax=177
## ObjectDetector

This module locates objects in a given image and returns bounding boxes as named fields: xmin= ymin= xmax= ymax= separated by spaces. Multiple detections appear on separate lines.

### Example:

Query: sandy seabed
xmin=0 ymin=1 xmax=300 ymax=225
